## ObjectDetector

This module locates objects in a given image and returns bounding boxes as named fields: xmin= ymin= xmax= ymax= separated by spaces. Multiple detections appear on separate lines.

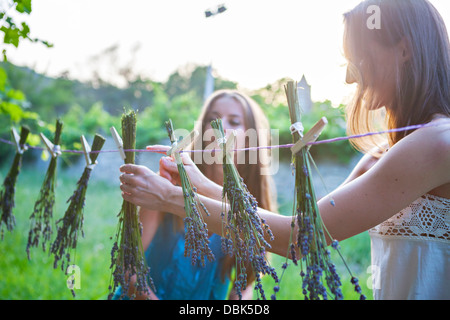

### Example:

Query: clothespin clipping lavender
xmin=210 ymin=118 xmax=278 ymax=300
xmin=50 ymin=133 xmax=106 ymax=297
xmin=109 ymin=110 xmax=155 ymax=300
xmin=281 ymin=80 xmax=366 ymax=300
xmin=0 ymin=126 xmax=30 ymax=240
xmin=165 ymin=119 xmax=215 ymax=267
xmin=26 ymin=119 xmax=63 ymax=260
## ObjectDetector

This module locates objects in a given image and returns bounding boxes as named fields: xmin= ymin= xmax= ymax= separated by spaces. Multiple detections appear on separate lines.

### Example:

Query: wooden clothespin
xmin=166 ymin=130 xmax=199 ymax=160
xmin=11 ymin=127 xmax=29 ymax=154
xmin=39 ymin=119 xmax=63 ymax=158
xmin=290 ymin=117 xmax=328 ymax=155
xmin=80 ymin=134 xmax=106 ymax=169
xmin=285 ymin=78 xmax=327 ymax=155
xmin=40 ymin=133 xmax=61 ymax=158
xmin=81 ymin=135 xmax=96 ymax=167
xmin=110 ymin=126 xmax=126 ymax=160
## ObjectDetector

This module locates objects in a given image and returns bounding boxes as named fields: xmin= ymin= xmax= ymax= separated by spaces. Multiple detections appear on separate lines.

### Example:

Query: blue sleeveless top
xmin=112 ymin=214 xmax=231 ymax=300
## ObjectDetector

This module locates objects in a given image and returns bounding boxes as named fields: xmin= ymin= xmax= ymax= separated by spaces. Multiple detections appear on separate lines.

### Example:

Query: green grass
xmin=0 ymin=165 xmax=121 ymax=300
xmin=0 ymin=165 xmax=373 ymax=300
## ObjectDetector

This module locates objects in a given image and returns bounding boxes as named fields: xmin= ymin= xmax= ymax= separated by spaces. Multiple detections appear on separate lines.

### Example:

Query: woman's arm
xmin=120 ymin=123 xmax=450 ymax=258
xmin=320 ymin=124 xmax=449 ymax=241
xmin=119 ymin=168 xmax=294 ymax=257
xmin=341 ymin=152 xmax=381 ymax=185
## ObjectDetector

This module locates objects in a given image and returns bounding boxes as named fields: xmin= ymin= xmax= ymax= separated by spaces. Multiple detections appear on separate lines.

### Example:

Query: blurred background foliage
xmin=0 ymin=0 xmax=356 ymax=165
xmin=0 ymin=58 xmax=357 ymax=166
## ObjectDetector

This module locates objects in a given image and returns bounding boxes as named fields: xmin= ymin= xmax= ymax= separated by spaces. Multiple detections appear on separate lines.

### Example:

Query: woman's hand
xmin=147 ymin=145 xmax=222 ymax=200
xmin=119 ymin=164 xmax=177 ymax=212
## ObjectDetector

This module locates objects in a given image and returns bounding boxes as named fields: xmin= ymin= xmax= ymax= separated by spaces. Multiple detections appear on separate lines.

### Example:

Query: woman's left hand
xmin=119 ymin=164 xmax=177 ymax=212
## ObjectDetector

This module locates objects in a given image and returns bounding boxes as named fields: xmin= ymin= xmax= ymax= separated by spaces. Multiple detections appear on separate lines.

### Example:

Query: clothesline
xmin=0 ymin=121 xmax=441 ymax=156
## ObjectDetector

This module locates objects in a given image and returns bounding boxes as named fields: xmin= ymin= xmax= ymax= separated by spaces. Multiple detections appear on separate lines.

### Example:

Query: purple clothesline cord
xmin=0 ymin=121 xmax=440 ymax=155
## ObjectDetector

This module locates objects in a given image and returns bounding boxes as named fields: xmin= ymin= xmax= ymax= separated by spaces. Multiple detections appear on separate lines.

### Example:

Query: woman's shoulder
xmin=400 ymin=118 xmax=450 ymax=160
xmin=383 ymin=118 xmax=450 ymax=183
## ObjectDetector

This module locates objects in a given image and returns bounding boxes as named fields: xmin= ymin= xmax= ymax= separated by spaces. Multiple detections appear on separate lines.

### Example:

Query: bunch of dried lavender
xmin=0 ymin=126 xmax=30 ymax=240
xmin=51 ymin=134 xmax=106 ymax=278
xmin=281 ymin=81 xmax=366 ymax=300
xmin=210 ymin=119 xmax=278 ymax=300
xmin=109 ymin=110 xmax=155 ymax=300
xmin=26 ymin=119 xmax=63 ymax=260
xmin=165 ymin=119 xmax=215 ymax=267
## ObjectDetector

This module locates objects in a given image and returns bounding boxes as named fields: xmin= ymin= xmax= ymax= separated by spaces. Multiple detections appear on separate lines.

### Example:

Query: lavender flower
xmin=279 ymin=81 xmax=365 ymax=300
xmin=165 ymin=119 xmax=215 ymax=267
xmin=26 ymin=119 xmax=63 ymax=260
xmin=0 ymin=126 xmax=30 ymax=240
xmin=211 ymin=119 xmax=278 ymax=300
xmin=50 ymin=134 xmax=106 ymax=277
xmin=109 ymin=110 xmax=155 ymax=300
xmin=351 ymin=276 xmax=367 ymax=300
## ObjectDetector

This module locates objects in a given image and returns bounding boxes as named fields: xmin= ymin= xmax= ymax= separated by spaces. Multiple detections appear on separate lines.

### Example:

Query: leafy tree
xmin=0 ymin=0 xmax=52 ymax=165
xmin=1 ymin=0 xmax=52 ymax=57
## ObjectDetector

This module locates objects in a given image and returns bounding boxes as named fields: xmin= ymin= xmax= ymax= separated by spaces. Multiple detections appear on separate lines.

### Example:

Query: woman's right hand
xmin=147 ymin=145 xmax=223 ymax=200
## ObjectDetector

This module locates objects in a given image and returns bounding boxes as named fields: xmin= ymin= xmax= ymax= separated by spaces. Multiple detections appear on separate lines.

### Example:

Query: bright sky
xmin=5 ymin=0 xmax=450 ymax=106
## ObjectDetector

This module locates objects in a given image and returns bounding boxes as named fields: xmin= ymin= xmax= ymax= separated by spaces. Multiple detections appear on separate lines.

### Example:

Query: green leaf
xmin=0 ymin=101 xmax=24 ymax=122
xmin=1 ymin=26 xmax=20 ymax=47
xmin=19 ymin=22 xmax=30 ymax=38
xmin=6 ymin=88 xmax=26 ymax=101
xmin=22 ymin=110 xmax=39 ymax=120
xmin=14 ymin=0 xmax=32 ymax=14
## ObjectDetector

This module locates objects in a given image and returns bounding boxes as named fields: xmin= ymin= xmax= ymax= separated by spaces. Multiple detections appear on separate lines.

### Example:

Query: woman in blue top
xmin=116 ymin=89 xmax=278 ymax=300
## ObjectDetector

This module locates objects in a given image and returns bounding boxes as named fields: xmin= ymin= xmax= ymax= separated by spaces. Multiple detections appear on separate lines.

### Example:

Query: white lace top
xmin=369 ymin=194 xmax=450 ymax=300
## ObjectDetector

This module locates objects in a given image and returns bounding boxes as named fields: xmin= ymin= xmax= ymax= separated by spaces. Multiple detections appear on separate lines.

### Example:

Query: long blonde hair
xmin=343 ymin=0 xmax=450 ymax=155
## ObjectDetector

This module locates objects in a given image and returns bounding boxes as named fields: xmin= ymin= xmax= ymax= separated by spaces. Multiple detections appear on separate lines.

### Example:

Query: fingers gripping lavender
xmin=119 ymin=164 xmax=173 ymax=209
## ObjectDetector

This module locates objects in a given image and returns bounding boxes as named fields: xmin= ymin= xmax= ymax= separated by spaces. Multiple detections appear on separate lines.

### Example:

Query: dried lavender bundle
xmin=211 ymin=119 xmax=278 ymax=300
xmin=51 ymin=134 xmax=106 ymax=276
xmin=26 ymin=119 xmax=63 ymax=260
xmin=281 ymin=81 xmax=366 ymax=300
xmin=165 ymin=119 xmax=215 ymax=267
xmin=109 ymin=110 xmax=155 ymax=300
xmin=0 ymin=126 xmax=30 ymax=240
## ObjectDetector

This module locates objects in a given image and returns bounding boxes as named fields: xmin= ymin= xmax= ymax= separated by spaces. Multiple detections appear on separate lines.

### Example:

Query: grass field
xmin=0 ymin=164 xmax=120 ymax=300
xmin=0 ymin=162 xmax=373 ymax=300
